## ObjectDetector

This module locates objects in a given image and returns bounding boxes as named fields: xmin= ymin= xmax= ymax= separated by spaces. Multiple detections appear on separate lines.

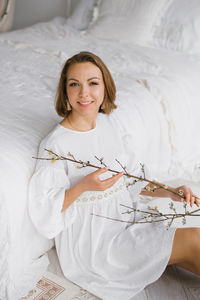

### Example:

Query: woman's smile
xmin=78 ymin=100 xmax=94 ymax=107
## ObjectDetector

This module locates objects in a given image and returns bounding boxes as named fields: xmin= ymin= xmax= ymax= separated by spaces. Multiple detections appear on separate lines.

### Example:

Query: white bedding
xmin=0 ymin=16 xmax=200 ymax=299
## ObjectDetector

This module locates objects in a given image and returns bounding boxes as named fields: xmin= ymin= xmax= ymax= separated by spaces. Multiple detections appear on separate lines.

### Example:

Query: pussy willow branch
xmin=120 ymin=204 xmax=200 ymax=218
xmin=92 ymin=203 xmax=200 ymax=228
xmin=32 ymin=149 xmax=200 ymax=228
xmin=32 ymin=148 xmax=196 ymax=201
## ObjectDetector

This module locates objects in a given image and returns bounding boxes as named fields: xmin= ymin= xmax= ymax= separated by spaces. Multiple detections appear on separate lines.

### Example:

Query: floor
xmin=47 ymin=247 xmax=200 ymax=300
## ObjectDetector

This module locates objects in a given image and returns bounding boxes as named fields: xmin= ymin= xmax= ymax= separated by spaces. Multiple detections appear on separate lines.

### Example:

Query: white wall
xmin=12 ymin=0 xmax=72 ymax=30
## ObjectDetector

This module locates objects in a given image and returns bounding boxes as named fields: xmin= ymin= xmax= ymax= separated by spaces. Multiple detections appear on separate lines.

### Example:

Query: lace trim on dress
xmin=76 ymin=178 xmax=127 ymax=204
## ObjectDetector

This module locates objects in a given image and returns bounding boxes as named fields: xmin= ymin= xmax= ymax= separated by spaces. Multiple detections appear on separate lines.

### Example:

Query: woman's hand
xmin=62 ymin=169 xmax=123 ymax=212
xmin=80 ymin=168 xmax=124 ymax=192
xmin=170 ymin=185 xmax=199 ymax=207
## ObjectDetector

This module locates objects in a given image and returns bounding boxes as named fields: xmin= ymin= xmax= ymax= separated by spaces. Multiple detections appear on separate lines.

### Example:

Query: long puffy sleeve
xmin=28 ymin=138 xmax=77 ymax=239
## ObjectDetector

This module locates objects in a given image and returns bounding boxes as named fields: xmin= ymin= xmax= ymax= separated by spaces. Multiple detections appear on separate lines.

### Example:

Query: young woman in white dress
xmin=29 ymin=51 xmax=200 ymax=300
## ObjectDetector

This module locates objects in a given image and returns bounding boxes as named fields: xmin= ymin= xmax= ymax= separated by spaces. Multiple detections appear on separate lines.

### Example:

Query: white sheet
xmin=0 ymin=17 xmax=200 ymax=299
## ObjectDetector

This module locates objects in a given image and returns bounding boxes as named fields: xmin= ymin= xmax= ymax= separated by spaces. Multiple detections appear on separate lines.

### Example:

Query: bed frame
xmin=0 ymin=0 xmax=15 ymax=32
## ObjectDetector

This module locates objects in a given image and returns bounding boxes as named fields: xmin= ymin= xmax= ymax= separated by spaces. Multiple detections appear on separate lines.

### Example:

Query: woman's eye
xmin=69 ymin=82 xmax=79 ymax=87
xmin=89 ymin=82 xmax=99 ymax=86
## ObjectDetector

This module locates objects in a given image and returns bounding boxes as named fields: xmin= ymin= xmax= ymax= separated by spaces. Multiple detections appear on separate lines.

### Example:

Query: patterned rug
xmin=18 ymin=267 xmax=200 ymax=300
xmin=19 ymin=271 xmax=99 ymax=300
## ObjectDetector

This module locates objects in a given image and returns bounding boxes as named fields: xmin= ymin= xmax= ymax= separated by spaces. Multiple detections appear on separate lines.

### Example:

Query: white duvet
xmin=0 ymin=17 xmax=200 ymax=300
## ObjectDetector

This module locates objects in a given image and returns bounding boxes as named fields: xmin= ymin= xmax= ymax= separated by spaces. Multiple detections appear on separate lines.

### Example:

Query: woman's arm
xmin=62 ymin=182 xmax=85 ymax=212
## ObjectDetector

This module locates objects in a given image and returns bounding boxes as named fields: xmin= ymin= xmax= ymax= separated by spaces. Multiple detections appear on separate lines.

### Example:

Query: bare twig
xmin=94 ymin=156 xmax=108 ymax=168
xmin=32 ymin=148 xmax=186 ymax=200
xmin=32 ymin=149 xmax=200 ymax=228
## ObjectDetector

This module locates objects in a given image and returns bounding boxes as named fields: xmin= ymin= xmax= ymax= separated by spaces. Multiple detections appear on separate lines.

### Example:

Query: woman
xmin=29 ymin=51 xmax=200 ymax=300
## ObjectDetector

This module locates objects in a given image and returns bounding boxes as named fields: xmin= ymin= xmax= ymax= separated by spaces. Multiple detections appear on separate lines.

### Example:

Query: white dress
xmin=29 ymin=113 xmax=176 ymax=300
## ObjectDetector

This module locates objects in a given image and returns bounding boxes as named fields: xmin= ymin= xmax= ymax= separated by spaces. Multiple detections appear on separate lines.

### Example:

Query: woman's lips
xmin=78 ymin=101 xmax=93 ymax=107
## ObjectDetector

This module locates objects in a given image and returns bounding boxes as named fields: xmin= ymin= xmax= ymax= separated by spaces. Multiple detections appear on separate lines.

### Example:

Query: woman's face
xmin=66 ymin=62 xmax=105 ymax=118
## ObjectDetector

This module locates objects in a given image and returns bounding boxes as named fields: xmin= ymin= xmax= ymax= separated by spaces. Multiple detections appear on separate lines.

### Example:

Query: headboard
xmin=0 ymin=0 xmax=15 ymax=32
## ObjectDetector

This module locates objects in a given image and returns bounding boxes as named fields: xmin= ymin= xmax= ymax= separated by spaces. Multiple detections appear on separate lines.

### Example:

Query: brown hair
xmin=55 ymin=51 xmax=117 ymax=117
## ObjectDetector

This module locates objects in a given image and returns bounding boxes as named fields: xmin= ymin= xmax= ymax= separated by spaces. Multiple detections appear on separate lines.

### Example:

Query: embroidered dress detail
xmin=76 ymin=179 xmax=126 ymax=204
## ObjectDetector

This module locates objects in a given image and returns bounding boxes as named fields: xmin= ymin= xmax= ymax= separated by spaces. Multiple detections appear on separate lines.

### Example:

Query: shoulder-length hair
xmin=55 ymin=51 xmax=117 ymax=117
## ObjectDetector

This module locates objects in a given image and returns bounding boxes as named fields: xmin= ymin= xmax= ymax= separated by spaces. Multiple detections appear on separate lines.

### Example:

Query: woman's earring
xmin=66 ymin=100 xmax=72 ymax=111
xmin=101 ymin=101 xmax=106 ymax=111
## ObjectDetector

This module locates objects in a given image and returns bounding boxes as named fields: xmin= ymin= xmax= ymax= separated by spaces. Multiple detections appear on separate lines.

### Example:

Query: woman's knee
xmin=168 ymin=228 xmax=200 ymax=265
xmin=189 ymin=228 xmax=200 ymax=255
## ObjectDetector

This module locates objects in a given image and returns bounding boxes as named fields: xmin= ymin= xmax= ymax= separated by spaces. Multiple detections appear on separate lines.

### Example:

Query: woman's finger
xmin=191 ymin=196 xmax=195 ymax=207
xmin=195 ymin=197 xmax=200 ymax=207
xmin=101 ymin=172 xmax=123 ymax=187
xmin=193 ymin=194 xmax=200 ymax=207
xmin=91 ymin=168 xmax=108 ymax=180
xmin=184 ymin=187 xmax=191 ymax=205
xmin=95 ymin=168 xmax=108 ymax=175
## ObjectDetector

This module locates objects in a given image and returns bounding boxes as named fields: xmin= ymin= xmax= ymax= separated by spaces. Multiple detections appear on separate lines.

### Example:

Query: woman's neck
xmin=63 ymin=113 xmax=97 ymax=132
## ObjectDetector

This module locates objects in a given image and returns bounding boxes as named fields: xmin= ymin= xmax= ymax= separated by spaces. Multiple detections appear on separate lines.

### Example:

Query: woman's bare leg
xmin=168 ymin=228 xmax=200 ymax=275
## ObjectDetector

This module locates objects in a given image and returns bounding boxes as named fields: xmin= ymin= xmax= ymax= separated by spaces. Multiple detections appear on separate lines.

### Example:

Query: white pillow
xmin=151 ymin=0 xmax=200 ymax=54
xmin=87 ymin=0 xmax=170 ymax=46
xmin=66 ymin=0 xmax=97 ymax=31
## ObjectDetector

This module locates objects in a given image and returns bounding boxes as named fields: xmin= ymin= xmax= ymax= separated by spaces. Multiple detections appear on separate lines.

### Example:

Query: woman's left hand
xmin=170 ymin=185 xmax=199 ymax=207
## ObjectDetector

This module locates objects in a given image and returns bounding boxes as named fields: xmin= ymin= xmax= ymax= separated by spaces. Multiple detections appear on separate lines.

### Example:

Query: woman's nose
xmin=79 ymin=85 xmax=89 ymax=98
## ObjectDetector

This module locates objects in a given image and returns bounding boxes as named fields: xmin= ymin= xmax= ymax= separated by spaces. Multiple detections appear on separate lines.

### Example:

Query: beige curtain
xmin=0 ymin=0 xmax=15 ymax=32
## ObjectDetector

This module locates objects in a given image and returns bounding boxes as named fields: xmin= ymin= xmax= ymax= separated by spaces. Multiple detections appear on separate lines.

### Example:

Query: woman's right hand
xmin=79 ymin=168 xmax=124 ymax=192
xmin=62 ymin=169 xmax=123 ymax=212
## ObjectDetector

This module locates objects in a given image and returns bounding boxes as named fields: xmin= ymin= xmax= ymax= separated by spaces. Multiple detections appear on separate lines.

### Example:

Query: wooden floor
xmin=48 ymin=247 xmax=200 ymax=300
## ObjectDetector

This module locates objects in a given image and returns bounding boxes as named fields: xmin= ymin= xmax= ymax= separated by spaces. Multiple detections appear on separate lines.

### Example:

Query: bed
xmin=0 ymin=0 xmax=200 ymax=299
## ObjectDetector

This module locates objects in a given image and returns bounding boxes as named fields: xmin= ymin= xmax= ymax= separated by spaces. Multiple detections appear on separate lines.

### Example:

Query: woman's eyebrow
xmin=67 ymin=78 xmax=79 ymax=82
xmin=67 ymin=77 xmax=100 ymax=82
xmin=88 ymin=77 xmax=100 ymax=81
